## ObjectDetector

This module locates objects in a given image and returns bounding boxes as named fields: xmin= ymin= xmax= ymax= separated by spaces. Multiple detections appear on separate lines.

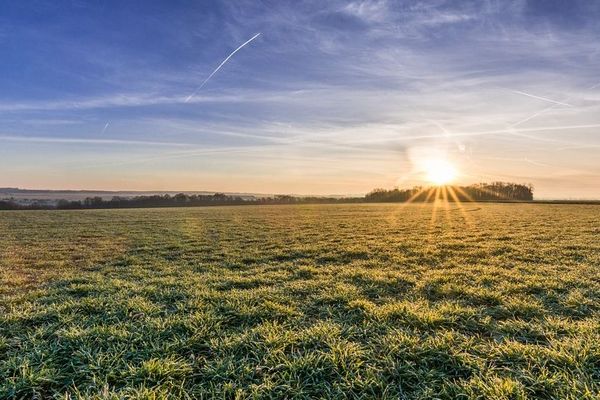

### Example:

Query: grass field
xmin=1 ymin=203 xmax=599 ymax=399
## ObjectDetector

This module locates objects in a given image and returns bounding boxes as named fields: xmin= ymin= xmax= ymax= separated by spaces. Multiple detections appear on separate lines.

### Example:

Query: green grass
xmin=1 ymin=203 xmax=599 ymax=399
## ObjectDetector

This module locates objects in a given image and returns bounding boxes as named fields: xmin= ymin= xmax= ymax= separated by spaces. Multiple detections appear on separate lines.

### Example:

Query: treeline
xmin=0 ymin=200 xmax=47 ymax=210
xmin=0 ymin=193 xmax=359 ymax=210
xmin=0 ymin=182 xmax=535 ymax=210
xmin=365 ymin=182 xmax=533 ymax=202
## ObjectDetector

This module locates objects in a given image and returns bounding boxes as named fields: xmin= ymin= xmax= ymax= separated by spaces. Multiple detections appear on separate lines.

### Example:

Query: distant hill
xmin=0 ymin=188 xmax=229 ymax=200
xmin=0 ymin=188 xmax=352 ymax=206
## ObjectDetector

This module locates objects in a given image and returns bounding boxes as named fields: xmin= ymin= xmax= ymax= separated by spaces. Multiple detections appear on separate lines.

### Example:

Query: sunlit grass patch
xmin=1 ymin=204 xmax=599 ymax=398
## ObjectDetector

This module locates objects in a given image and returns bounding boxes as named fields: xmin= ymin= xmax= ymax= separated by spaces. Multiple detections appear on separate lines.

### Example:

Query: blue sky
xmin=1 ymin=0 xmax=599 ymax=198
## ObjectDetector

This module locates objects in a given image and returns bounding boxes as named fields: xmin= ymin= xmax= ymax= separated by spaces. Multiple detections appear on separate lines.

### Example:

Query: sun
xmin=424 ymin=159 xmax=457 ymax=186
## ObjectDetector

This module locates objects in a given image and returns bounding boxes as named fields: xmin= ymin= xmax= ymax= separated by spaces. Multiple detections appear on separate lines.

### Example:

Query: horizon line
xmin=2 ymin=185 xmax=599 ymax=202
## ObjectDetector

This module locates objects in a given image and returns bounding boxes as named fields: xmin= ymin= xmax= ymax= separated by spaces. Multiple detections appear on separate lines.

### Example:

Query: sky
xmin=0 ymin=0 xmax=599 ymax=198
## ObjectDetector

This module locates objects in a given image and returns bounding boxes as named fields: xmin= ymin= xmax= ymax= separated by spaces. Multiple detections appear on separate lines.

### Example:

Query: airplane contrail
xmin=185 ymin=32 xmax=261 ymax=103
xmin=511 ymin=90 xmax=573 ymax=107
xmin=101 ymin=122 xmax=110 ymax=134
xmin=510 ymin=80 xmax=599 ymax=128
xmin=509 ymin=104 xmax=557 ymax=128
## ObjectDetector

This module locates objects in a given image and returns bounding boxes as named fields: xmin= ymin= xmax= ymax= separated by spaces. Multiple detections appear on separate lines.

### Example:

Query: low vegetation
xmin=365 ymin=182 xmax=533 ymax=203
xmin=0 ymin=182 xmax=533 ymax=210
xmin=1 ymin=203 xmax=599 ymax=399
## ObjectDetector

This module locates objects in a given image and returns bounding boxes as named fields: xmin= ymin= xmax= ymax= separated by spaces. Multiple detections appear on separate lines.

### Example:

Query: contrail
xmin=185 ymin=33 xmax=261 ymax=103
xmin=101 ymin=122 xmax=110 ymax=134
xmin=509 ymin=104 xmax=557 ymax=128
xmin=510 ymin=80 xmax=599 ymax=128
xmin=511 ymin=90 xmax=573 ymax=107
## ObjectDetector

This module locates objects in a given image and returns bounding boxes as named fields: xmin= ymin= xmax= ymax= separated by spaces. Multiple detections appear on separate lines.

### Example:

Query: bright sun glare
xmin=424 ymin=159 xmax=457 ymax=186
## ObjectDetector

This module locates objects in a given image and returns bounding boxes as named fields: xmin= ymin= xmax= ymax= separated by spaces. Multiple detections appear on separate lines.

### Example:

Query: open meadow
xmin=1 ymin=203 xmax=599 ymax=399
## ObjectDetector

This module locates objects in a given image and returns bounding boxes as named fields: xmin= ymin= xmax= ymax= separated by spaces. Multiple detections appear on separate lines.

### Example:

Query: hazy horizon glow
xmin=1 ymin=1 xmax=599 ymax=198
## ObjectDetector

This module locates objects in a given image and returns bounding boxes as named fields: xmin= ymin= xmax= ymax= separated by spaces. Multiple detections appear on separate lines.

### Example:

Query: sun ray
xmin=386 ymin=186 xmax=429 ymax=228
xmin=404 ymin=187 xmax=428 ymax=205
xmin=447 ymin=185 xmax=474 ymax=227
xmin=441 ymin=185 xmax=452 ymax=225
xmin=423 ymin=187 xmax=436 ymax=203
xmin=426 ymin=186 xmax=443 ymax=246
xmin=474 ymin=186 xmax=510 ymax=201
xmin=429 ymin=186 xmax=441 ymax=228
xmin=452 ymin=186 xmax=476 ymax=203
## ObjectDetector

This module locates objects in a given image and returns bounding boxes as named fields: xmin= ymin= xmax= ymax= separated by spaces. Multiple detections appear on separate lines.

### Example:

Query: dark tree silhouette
xmin=365 ymin=182 xmax=533 ymax=202
xmin=0 ymin=182 xmax=536 ymax=210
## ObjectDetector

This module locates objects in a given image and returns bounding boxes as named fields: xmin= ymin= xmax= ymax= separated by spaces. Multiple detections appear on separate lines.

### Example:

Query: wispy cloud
xmin=342 ymin=0 xmax=389 ymax=23
xmin=0 ymin=135 xmax=192 ymax=147
xmin=0 ymin=90 xmax=274 ymax=112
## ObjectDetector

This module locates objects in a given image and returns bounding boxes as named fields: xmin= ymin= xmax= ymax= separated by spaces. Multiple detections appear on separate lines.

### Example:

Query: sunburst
xmin=424 ymin=159 xmax=457 ymax=186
